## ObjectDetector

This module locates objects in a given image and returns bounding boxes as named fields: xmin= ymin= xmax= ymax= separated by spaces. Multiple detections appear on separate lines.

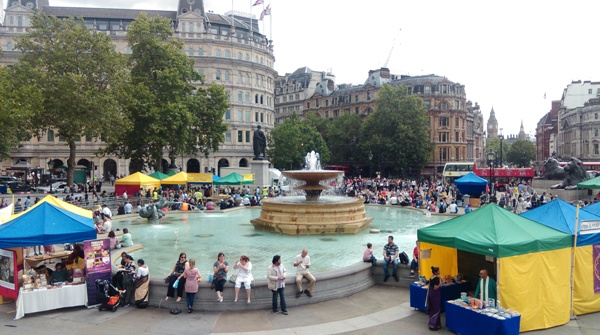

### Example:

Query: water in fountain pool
xmin=112 ymin=206 xmax=446 ymax=277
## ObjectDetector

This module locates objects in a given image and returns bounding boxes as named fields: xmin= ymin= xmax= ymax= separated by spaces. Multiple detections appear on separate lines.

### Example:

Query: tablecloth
xmin=409 ymin=282 xmax=469 ymax=312
xmin=15 ymin=284 xmax=88 ymax=320
xmin=445 ymin=301 xmax=520 ymax=335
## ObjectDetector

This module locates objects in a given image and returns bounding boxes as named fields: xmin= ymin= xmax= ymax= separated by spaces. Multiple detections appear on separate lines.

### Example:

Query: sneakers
xmin=296 ymin=291 xmax=303 ymax=298
xmin=282 ymin=311 xmax=288 ymax=315
xmin=218 ymin=297 xmax=223 ymax=302
xmin=384 ymin=275 xmax=390 ymax=282
xmin=304 ymin=290 xmax=313 ymax=298
xmin=394 ymin=275 xmax=399 ymax=282
xmin=409 ymin=273 xmax=415 ymax=278
xmin=188 ymin=308 xmax=192 ymax=313
xmin=273 ymin=309 xmax=278 ymax=313
xmin=122 ymin=303 xmax=130 ymax=308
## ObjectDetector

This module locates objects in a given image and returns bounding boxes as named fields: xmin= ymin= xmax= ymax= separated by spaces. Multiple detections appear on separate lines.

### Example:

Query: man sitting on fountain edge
xmin=383 ymin=235 xmax=400 ymax=282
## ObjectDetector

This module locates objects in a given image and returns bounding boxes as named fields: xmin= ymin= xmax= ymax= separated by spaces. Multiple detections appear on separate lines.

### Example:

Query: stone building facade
xmin=555 ymin=80 xmax=600 ymax=160
xmin=274 ymin=67 xmax=486 ymax=175
xmin=0 ymin=0 xmax=276 ymax=178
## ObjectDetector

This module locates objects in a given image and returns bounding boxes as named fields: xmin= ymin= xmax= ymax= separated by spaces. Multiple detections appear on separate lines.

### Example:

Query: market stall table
xmin=445 ymin=301 xmax=520 ymax=335
xmin=24 ymin=251 xmax=72 ymax=268
xmin=15 ymin=283 xmax=88 ymax=320
xmin=409 ymin=281 xmax=469 ymax=312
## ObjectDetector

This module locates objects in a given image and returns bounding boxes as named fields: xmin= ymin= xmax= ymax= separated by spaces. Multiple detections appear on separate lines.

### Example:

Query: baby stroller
xmin=96 ymin=279 xmax=124 ymax=312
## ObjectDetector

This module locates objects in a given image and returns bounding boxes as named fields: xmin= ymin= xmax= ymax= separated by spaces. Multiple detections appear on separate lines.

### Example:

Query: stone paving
xmin=1 ymin=285 xmax=598 ymax=335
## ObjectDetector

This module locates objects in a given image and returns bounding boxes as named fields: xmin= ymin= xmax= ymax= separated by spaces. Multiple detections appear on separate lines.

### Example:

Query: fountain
xmin=251 ymin=151 xmax=373 ymax=235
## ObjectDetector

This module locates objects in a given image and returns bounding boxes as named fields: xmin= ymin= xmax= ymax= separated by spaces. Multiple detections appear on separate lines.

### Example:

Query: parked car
xmin=36 ymin=181 xmax=68 ymax=193
xmin=1 ymin=181 xmax=36 ymax=193
xmin=0 ymin=176 xmax=18 ymax=183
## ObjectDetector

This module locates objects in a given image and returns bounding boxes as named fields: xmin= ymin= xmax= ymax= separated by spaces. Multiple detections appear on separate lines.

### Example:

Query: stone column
xmin=251 ymin=160 xmax=270 ymax=188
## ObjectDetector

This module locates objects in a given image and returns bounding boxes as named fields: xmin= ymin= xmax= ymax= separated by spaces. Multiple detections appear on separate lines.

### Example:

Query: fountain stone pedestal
xmin=251 ymin=169 xmax=372 ymax=235
xmin=251 ymin=159 xmax=271 ymax=187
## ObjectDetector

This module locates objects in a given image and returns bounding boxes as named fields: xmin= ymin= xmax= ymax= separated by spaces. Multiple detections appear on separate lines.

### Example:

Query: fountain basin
xmin=251 ymin=196 xmax=373 ymax=235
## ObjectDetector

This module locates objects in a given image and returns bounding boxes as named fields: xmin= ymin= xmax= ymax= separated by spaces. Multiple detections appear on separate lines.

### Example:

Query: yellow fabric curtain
xmin=573 ymin=245 xmax=600 ymax=315
xmin=499 ymin=248 xmax=571 ymax=332
xmin=418 ymin=242 xmax=458 ymax=278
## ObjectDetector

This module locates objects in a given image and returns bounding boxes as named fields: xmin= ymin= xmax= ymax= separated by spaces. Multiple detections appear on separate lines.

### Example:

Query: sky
xmin=48 ymin=0 xmax=600 ymax=136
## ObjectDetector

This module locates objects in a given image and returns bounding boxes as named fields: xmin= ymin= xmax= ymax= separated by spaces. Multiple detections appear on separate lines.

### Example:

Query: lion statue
xmin=551 ymin=157 xmax=589 ymax=189
xmin=542 ymin=157 xmax=565 ymax=180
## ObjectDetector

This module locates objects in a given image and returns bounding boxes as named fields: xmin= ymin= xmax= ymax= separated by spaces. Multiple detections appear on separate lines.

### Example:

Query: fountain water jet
xmin=251 ymin=151 xmax=372 ymax=235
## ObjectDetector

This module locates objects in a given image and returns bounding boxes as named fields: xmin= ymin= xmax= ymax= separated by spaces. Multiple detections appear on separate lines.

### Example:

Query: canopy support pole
xmin=570 ymin=203 xmax=580 ymax=320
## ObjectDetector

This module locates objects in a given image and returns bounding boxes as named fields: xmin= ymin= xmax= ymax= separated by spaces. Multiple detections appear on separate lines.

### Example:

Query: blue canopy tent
xmin=0 ymin=196 xmax=96 ymax=248
xmin=453 ymin=172 xmax=487 ymax=196
xmin=521 ymin=198 xmax=600 ymax=315
xmin=582 ymin=201 xmax=600 ymax=216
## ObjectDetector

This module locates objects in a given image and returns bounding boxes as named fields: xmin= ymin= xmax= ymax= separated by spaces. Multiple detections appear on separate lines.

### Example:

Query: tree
xmin=327 ymin=112 xmax=362 ymax=165
xmin=0 ymin=67 xmax=41 ymax=159
xmin=267 ymin=113 xmax=330 ymax=170
xmin=360 ymin=84 xmax=432 ymax=177
xmin=485 ymin=136 xmax=509 ymax=167
xmin=12 ymin=13 xmax=129 ymax=186
xmin=506 ymin=139 xmax=535 ymax=167
xmin=303 ymin=111 xmax=331 ymax=142
xmin=102 ymin=14 xmax=228 ymax=173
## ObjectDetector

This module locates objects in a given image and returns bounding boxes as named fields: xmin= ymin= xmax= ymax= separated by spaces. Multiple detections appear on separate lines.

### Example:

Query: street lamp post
xmin=487 ymin=151 xmax=495 ymax=196
xmin=368 ymin=151 xmax=373 ymax=178
xmin=498 ymin=134 xmax=504 ymax=168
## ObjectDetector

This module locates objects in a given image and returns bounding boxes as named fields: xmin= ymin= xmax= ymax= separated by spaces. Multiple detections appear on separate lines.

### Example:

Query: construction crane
xmin=383 ymin=28 xmax=401 ymax=68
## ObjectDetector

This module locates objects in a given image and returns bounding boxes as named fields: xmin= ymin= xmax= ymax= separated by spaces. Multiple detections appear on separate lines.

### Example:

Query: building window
xmin=238 ymin=110 xmax=243 ymax=121
xmin=224 ymin=50 xmax=230 ymax=58
xmin=245 ymin=74 xmax=250 ymax=84
xmin=238 ymin=72 xmax=243 ymax=83
xmin=198 ymin=49 xmax=204 ymax=56
xmin=17 ymin=15 xmax=23 ymax=27
xmin=441 ymin=102 xmax=447 ymax=110
xmin=408 ymin=87 xmax=413 ymax=95
xmin=245 ymin=111 xmax=250 ymax=121
xmin=455 ymin=148 xmax=460 ymax=160
xmin=355 ymin=107 xmax=359 ymax=114
xmin=238 ymin=131 xmax=243 ymax=143
xmin=307 ymin=102 xmax=310 ymax=109
xmin=255 ymin=94 xmax=259 ymax=104
xmin=6 ymin=42 xmax=13 ymax=51
xmin=224 ymin=71 xmax=230 ymax=81
xmin=216 ymin=70 xmax=221 ymax=80
xmin=188 ymin=47 xmax=194 ymax=56
xmin=47 ymin=130 xmax=55 ymax=142
xmin=455 ymin=132 xmax=459 ymax=142
xmin=255 ymin=112 xmax=259 ymax=122
xmin=225 ymin=109 xmax=230 ymax=120
xmin=595 ymin=129 xmax=599 ymax=137
xmin=237 ymin=52 xmax=242 ymax=60
xmin=424 ymin=85 xmax=431 ymax=94
xmin=215 ymin=49 xmax=221 ymax=57
xmin=455 ymin=117 xmax=459 ymax=127
xmin=246 ymin=131 xmax=251 ymax=143
xmin=245 ymin=53 xmax=250 ymax=61
xmin=97 ymin=20 xmax=109 ymax=30
xmin=425 ymin=100 xmax=430 ymax=110
xmin=594 ymin=142 xmax=599 ymax=155
xmin=589 ymin=89 xmax=593 ymax=94
xmin=260 ymin=113 xmax=264 ymax=123
xmin=111 ymin=21 xmax=120 ymax=30
xmin=245 ymin=92 xmax=250 ymax=103
xmin=439 ymin=132 xmax=448 ymax=142
xmin=225 ymin=131 xmax=231 ymax=143
xmin=325 ymin=100 xmax=329 ymax=107
xmin=596 ymin=113 xmax=598 ymax=120
xmin=439 ymin=117 xmax=449 ymax=127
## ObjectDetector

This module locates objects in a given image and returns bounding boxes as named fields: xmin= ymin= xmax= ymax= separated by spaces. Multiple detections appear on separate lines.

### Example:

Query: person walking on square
xmin=426 ymin=266 xmax=442 ymax=330
xmin=267 ymin=255 xmax=288 ymax=315
xmin=409 ymin=240 xmax=419 ymax=277
xmin=382 ymin=235 xmax=399 ymax=282
xmin=294 ymin=249 xmax=316 ymax=298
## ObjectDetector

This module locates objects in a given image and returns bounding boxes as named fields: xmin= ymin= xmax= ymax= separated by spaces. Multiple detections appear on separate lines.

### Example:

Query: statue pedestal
xmin=251 ymin=160 xmax=271 ymax=187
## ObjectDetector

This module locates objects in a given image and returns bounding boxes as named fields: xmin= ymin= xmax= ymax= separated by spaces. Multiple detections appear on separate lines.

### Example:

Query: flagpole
xmin=262 ymin=1 xmax=265 ymax=36
xmin=269 ymin=2 xmax=272 ymax=42
xmin=570 ymin=203 xmax=580 ymax=320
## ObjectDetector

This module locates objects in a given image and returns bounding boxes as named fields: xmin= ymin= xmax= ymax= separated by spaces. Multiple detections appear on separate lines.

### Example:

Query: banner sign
xmin=581 ymin=220 xmax=600 ymax=235
xmin=594 ymin=244 xmax=600 ymax=295
xmin=0 ymin=248 xmax=17 ymax=299
xmin=83 ymin=239 xmax=111 ymax=305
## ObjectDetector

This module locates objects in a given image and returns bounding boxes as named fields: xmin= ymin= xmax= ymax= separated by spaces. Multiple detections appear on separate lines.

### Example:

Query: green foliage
xmin=0 ymin=67 xmax=41 ymax=159
xmin=12 ymin=12 xmax=129 ymax=185
xmin=303 ymin=112 xmax=331 ymax=141
xmin=328 ymin=112 xmax=362 ymax=164
xmin=101 ymin=14 xmax=228 ymax=172
xmin=360 ymin=84 xmax=432 ymax=176
xmin=267 ymin=114 xmax=329 ymax=170
xmin=506 ymin=139 xmax=535 ymax=167
xmin=485 ymin=136 xmax=509 ymax=166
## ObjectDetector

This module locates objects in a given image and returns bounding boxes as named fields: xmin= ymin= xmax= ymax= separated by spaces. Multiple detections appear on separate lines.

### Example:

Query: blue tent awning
xmin=453 ymin=172 xmax=488 ymax=196
xmin=582 ymin=201 xmax=600 ymax=216
xmin=0 ymin=201 xmax=96 ymax=248
xmin=521 ymin=199 xmax=600 ymax=247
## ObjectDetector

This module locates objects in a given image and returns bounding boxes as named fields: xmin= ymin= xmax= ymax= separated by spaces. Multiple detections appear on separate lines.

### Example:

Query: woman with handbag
xmin=165 ymin=252 xmax=188 ymax=302
xmin=213 ymin=252 xmax=229 ymax=302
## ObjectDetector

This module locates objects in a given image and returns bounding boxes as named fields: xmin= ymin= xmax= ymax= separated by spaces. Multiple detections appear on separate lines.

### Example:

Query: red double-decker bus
xmin=474 ymin=164 xmax=535 ymax=192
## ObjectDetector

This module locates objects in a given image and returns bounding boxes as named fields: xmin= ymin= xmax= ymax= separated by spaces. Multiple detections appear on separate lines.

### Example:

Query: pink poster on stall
xmin=594 ymin=244 xmax=600 ymax=295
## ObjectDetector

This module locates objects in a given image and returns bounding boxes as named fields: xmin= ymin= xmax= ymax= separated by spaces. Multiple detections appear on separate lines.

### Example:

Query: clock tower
xmin=487 ymin=107 xmax=498 ymax=138
xmin=177 ymin=0 xmax=205 ymax=16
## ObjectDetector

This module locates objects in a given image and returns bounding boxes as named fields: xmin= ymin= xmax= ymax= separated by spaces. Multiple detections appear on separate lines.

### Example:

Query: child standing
xmin=180 ymin=258 xmax=202 ymax=313
xmin=363 ymin=243 xmax=377 ymax=264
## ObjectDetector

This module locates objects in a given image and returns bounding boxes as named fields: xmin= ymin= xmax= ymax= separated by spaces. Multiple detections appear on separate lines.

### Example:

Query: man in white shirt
xmin=101 ymin=204 xmax=112 ymax=218
xmin=294 ymin=249 xmax=316 ymax=298
xmin=124 ymin=201 xmax=133 ymax=214
xmin=448 ymin=201 xmax=459 ymax=214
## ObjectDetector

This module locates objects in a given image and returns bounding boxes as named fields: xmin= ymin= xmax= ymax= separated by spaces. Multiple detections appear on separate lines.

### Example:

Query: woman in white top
xmin=134 ymin=259 xmax=150 ymax=307
xmin=233 ymin=255 xmax=253 ymax=303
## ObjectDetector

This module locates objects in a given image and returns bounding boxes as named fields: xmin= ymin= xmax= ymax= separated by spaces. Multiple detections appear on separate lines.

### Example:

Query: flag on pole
xmin=260 ymin=4 xmax=271 ymax=20
xmin=253 ymin=0 xmax=264 ymax=6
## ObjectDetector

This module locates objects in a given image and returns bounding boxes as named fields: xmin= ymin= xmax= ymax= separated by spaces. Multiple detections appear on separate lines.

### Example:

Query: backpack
xmin=438 ymin=202 xmax=446 ymax=213
xmin=399 ymin=251 xmax=409 ymax=265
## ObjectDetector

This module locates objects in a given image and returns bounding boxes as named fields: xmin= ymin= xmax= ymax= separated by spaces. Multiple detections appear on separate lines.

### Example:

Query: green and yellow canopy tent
xmin=212 ymin=172 xmax=254 ymax=186
xmin=522 ymin=199 xmax=600 ymax=315
xmin=417 ymin=204 xmax=573 ymax=332
xmin=114 ymin=172 xmax=161 ymax=197
xmin=148 ymin=171 xmax=170 ymax=180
